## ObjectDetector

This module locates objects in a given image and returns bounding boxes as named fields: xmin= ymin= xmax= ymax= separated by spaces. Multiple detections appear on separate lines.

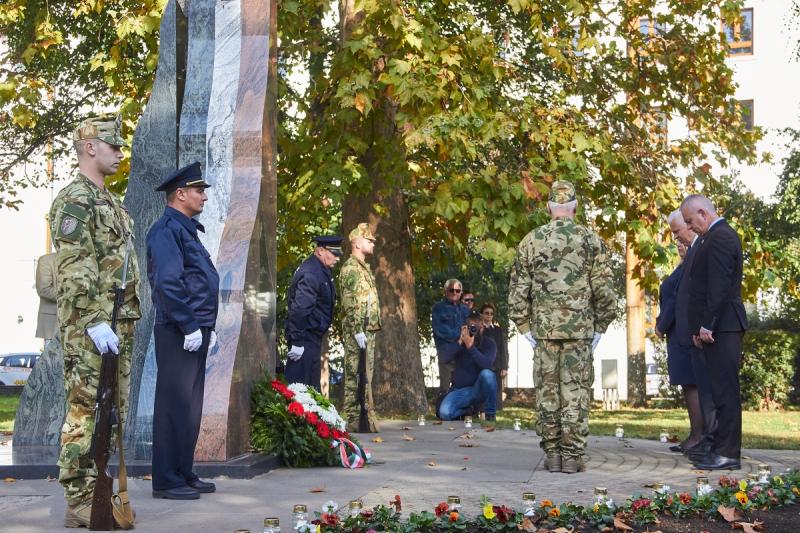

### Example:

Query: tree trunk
xmin=626 ymin=239 xmax=647 ymax=406
xmin=339 ymin=1 xmax=427 ymax=414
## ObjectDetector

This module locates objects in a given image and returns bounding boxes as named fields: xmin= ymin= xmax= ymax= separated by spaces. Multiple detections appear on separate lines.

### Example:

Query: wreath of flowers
xmin=251 ymin=375 xmax=362 ymax=467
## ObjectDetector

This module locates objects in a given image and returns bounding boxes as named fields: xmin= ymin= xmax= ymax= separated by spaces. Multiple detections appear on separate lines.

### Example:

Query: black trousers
xmin=702 ymin=331 xmax=743 ymax=458
xmin=689 ymin=344 xmax=717 ymax=448
xmin=284 ymin=334 xmax=322 ymax=391
xmin=152 ymin=324 xmax=210 ymax=490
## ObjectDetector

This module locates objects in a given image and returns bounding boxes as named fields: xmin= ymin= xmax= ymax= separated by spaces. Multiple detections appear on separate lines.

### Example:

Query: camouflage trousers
xmin=533 ymin=339 xmax=593 ymax=460
xmin=58 ymin=319 xmax=135 ymax=505
xmin=342 ymin=330 xmax=380 ymax=432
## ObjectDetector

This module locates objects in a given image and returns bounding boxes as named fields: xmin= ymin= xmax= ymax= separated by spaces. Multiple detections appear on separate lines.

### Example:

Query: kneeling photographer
xmin=437 ymin=311 xmax=498 ymax=421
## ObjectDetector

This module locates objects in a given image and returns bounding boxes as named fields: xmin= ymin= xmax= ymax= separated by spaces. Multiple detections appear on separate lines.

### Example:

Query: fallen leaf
xmin=518 ymin=517 xmax=536 ymax=531
xmin=427 ymin=461 xmax=437 ymax=467
xmin=463 ymin=457 xmax=470 ymax=460
xmin=460 ymin=466 xmax=468 ymax=471
xmin=734 ymin=520 xmax=764 ymax=533
xmin=448 ymin=426 xmax=456 ymax=431
xmin=458 ymin=432 xmax=474 ymax=439
xmin=432 ymin=420 xmax=443 ymax=425
xmin=401 ymin=426 xmax=411 ymax=430
xmin=3 ymin=477 xmax=16 ymax=483
xmin=371 ymin=436 xmax=384 ymax=443
xmin=141 ymin=474 xmax=152 ymax=480
xmin=484 ymin=426 xmax=496 ymax=432
xmin=309 ymin=486 xmax=326 ymax=493
xmin=600 ymin=527 xmax=613 ymax=533
xmin=552 ymin=528 xmax=571 ymax=533
xmin=613 ymin=517 xmax=633 ymax=531
xmin=402 ymin=434 xmax=416 ymax=441
xmin=717 ymin=505 xmax=743 ymax=522
xmin=459 ymin=443 xmax=478 ymax=448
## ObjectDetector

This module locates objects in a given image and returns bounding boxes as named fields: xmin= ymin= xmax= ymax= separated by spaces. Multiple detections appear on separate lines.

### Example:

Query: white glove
xmin=184 ymin=329 xmax=203 ymax=352
xmin=86 ymin=323 xmax=120 ymax=355
xmin=209 ymin=331 xmax=217 ymax=351
xmin=354 ymin=332 xmax=367 ymax=349
xmin=523 ymin=331 xmax=537 ymax=349
xmin=288 ymin=345 xmax=305 ymax=361
xmin=592 ymin=332 xmax=602 ymax=352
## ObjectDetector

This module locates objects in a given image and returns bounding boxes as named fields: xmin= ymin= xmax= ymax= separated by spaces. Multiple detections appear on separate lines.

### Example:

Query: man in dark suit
xmin=680 ymin=194 xmax=747 ymax=470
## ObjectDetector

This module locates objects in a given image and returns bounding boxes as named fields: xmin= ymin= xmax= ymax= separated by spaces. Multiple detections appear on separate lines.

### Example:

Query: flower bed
xmin=251 ymin=375 xmax=363 ymax=467
xmin=292 ymin=471 xmax=800 ymax=532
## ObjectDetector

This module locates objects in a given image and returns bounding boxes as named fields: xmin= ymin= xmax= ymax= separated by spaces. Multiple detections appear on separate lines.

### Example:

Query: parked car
xmin=645 ymin=363 xmax=665 ymax=397
xmin=0 ymin=352 xmax=40 ymax=386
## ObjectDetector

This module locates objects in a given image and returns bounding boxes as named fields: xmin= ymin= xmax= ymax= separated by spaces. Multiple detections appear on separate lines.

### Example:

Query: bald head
xmin=680 ymin=194 xmax=718 ymax=235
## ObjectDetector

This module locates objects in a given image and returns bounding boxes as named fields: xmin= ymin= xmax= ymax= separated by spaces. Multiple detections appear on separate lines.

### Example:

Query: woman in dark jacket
xmin=480 ymin=303 xmax=509 ymax=411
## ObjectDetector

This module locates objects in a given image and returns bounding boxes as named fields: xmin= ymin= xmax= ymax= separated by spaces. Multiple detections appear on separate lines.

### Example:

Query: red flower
xmin=282 ymin=389 xmax=295 ymax=400
xmin=332 ymin=429 xmax=345 ymax=440
xmin=321 ymin=513 xmax=339 ymax=526
xmin=679 ymin=492 xmax=692 ymax=505
xmin=493 ymin=505 xmax=514 ymax=524
xmin=316 ymin=421 xmax=331 ymax=438
xmin=304 ymin=412 xmax=319 ymax=425
xmin=631 ymin=498 xmax=652 ymax=512
xmin=287 ymin=401 xmax=304 ymax=416
xmin=391 ymin=495 xmax=402 ymax=512
xmin=434 ymin=502 xmax=449 ymax=517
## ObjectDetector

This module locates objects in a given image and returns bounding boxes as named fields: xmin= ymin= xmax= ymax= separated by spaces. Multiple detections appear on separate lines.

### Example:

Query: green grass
xmin=0 ymin=394 xmax=20 ymax=432
xmin=492 ymin=406 xmax=800 ymax=450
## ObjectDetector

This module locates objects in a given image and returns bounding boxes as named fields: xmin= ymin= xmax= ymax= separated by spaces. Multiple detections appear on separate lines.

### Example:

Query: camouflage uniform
xmin=508 ymin=181 xmax=616 ymax=462
xmin=339 ymin=224 xmax=381 ymax=432
xmin=49 ymin=116 xmax=140 ymax=506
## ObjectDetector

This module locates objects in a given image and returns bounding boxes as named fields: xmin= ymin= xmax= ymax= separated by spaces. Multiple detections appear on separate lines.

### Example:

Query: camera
xmin=468 ymin=323 xmax=478 ymax=337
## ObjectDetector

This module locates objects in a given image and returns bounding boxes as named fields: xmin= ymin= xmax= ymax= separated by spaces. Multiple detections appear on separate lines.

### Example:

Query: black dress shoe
xmin=187 ymin=479 xmax=216 ymax=493
xmin=668 ymin=445 xmax=683 ymax=453
xmin=693 ymin=454 xmax=741 ymax=471
xmin=152 ymin=486 xmax=200 ymax=500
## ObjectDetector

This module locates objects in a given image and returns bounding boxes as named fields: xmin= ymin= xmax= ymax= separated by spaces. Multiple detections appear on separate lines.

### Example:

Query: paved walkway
xmin=1 ymin=420 xmax=798 ymax=532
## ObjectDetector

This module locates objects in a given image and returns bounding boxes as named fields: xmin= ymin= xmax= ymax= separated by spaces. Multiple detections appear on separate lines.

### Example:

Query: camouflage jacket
xmin=339 ymin=255 xmax=381 ymax=333
xmin=508 ymin=217 xmax=616 ymax=339
xmin=49 ymin=174 xmax=141 ymax=331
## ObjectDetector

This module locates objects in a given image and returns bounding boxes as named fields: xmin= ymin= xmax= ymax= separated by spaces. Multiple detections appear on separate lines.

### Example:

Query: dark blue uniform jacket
xmin=146 ymin=207 xmax=220 ymax=334
xmin=285 ymin=255 xmax=336 ymax=344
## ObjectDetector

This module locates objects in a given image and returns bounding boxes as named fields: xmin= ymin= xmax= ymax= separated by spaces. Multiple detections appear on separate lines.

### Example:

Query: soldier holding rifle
xmin=339 ymin=223 xmax=381 ymax=433
xmin=49 ymin=114 xmax=141 ymax=528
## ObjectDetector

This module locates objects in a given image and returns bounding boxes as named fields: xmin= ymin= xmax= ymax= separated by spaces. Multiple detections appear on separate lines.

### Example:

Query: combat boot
xmin=544 ymin=453 xmax=562 ymax=472
xmin=64 ymin=500 xmax=92 ymax=528
xmin=562 ymin=456 xmax=587 ymax=474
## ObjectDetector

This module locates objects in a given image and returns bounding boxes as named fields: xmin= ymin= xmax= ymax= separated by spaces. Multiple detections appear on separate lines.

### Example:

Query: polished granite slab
xmin=12 ymin=338 xmax=64 ymax=447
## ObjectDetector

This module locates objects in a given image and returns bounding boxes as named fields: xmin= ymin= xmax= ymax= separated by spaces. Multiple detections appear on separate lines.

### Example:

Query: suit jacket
xmin=686 ymin=219 xmax=747 ymax=335
xmin=656 ymin=262 xmax=683 ymax=337
xmin=35 ymin=252 xmax=58 ymax=339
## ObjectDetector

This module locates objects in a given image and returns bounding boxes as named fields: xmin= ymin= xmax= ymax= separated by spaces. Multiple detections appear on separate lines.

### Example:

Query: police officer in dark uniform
xmin=284 ymin=235 xmax=343 ymax=391
xmin=146 ymin=161 xmax=220 ymax=500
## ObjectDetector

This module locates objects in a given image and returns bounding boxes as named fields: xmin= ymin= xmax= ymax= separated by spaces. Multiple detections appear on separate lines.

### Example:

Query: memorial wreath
xmin=251 ymin=375 xmax=368 ymax=468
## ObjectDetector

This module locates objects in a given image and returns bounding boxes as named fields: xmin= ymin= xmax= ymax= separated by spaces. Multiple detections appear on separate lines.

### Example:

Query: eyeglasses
xmin=446 ymin=288 xmax=462 ymax=293
xmin=462 ymin=298 xmax=474 ymax=302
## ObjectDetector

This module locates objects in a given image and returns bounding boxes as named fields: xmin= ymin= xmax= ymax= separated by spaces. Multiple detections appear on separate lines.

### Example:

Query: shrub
xmin=741 ymin=330 xmax=799 ymax=410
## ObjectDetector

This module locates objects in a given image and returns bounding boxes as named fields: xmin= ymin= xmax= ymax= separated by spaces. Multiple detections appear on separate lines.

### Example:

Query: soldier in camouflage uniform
xmin=339 ymin=223 xmax=381 ymax=433
xmin=508 ymin=181 xmax=616 ymax=474
xmin=49 ymin=114 xmax=141 ymax=526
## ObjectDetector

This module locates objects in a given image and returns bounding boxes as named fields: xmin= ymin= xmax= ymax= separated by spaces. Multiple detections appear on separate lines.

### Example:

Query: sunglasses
xmin=462 ymin=298 xmax=474 ymax=302
xmin=447 ymin=288 xmax=462 ymax=293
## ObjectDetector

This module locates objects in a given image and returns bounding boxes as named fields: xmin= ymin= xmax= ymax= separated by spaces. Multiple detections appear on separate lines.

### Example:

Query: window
xmin=738 ymin=99 xmax=754 ymax=130
xmin=723 ymin=8 xmax=753 ymax=55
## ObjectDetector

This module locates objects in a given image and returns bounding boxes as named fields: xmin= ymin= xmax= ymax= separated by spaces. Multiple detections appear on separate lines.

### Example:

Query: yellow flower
xmin=792 ymin=487 xmax=800 ymax=496
xmin=540 ymin=499 xmax=553 ymax=508
xmin=735 ymin=491 xmax=749 ymax=505
xmin=593 ymin=504 xmax=599 ymax=512
xmin=316 ymin=527 xmax=321 ymax=533
xmin=549 ymin=508 xmax=561 ymax=517
xmin=774 ymin=476 xmax=783 ymax=484
xmin=483 ymin=504 xmax=496 ymax=520
xmin=738 ymin=480 xmax=748 ymax=492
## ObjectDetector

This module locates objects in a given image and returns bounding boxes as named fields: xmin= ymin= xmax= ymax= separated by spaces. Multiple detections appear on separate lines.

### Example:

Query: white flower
xmin=287 ymin=383 xmax=347 ymax=431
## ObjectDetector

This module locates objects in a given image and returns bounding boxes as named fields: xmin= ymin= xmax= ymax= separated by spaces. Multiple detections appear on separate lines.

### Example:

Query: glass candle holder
xmin=292 ymin=504 xmax=308 ymax=531
xmin=464 ymin=416 xmax=473 ymax=428
xmin=447 ymin=495 xmax=461 ymax=512
xmin=659 ymin=429 xmax=669 ymax=443
xmin=263 ymin=517 xmax=280 ymax=533
xmin=653 ymin=482 xmax=670 ymax=494
xmin=418 ymin=414 xmax=426 ymax=426
xmin=757 ymin=464 xmax=771 ymax=484
xmin=614 ymin=425 xmax=624 ymax=438
xmin=513 ymin=418 xmax=522 ymax=431
xmin=594 ymin=487 xmax=608 ymax=505
xmin=348 ymin=499 xmax=363 ymax=518
xmin=521 ymin=492 xmax=536 ymax=516
xmin=695 ymin=476 xmax=712 ymax=496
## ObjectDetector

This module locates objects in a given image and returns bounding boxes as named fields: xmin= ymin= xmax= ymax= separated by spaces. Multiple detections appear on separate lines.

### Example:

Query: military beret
xmin=548 ymin=180 xmax=576 ymax=204
xmin=348 ymin=222 xmax=376 ymax=242
xmin=155 ymin=161 xmax=211 ymax=193
xmin=73 ymin=113 xmax=127 ymax=147
xmin=313 ymin=235 xmax=343 ymax=257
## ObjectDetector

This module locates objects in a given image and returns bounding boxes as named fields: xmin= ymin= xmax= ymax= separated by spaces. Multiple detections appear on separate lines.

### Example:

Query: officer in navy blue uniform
xmin=284 ymin=235 xmax=343 ymax=391
xmin=146 ymin=161 xmax=220 ymax=500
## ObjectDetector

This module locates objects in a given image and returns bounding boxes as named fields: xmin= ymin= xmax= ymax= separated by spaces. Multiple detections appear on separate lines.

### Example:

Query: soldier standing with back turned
xmin=508 ymin=181 xmax=616 ymax=474
xmin=49 ymin=114 xmax=141 ymax=526
xmin=339 ymin=223 xmax=381 ymax=433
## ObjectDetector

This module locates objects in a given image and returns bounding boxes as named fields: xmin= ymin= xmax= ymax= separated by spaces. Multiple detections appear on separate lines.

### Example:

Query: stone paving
xmin=1 ymin=420 xmax=798 ymax=532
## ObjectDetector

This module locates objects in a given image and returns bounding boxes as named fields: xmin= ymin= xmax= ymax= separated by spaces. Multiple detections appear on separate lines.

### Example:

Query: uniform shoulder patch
xmin=56 ymin=203 xmax=89 ymax=241
xmin=60 ymin=216 xmax=79 ymax=236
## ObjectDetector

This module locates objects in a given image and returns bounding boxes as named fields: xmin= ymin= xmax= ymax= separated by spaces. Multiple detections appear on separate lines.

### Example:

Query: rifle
xmin=89 ymin=235 xmax=134 ymax=531
xmin=357 ymin=295 xmax=371 ymax=433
